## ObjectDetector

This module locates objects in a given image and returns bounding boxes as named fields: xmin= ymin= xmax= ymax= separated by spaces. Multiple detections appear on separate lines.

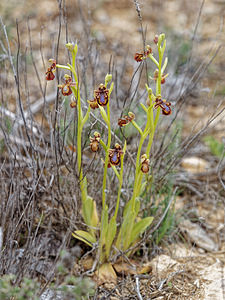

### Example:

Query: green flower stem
xmin=146 ymin=38 xmax=166 ymax=157
xmin=154 ymin=108 xmax=161 ymax=128
xmin=100 ymin=139 xmax=107 ymax=152
xmin=113 ymin=141 xmax=126 ymax=220
xmin=99 ymin=98 xmax=112 ymax=262
xmin=101 ymin=101 xmax=112 ymax=209
xmin=156 ymin=46 xmax=162 ymax=96
xmin=69 ymin=52 xmax=85 ymax=202
xmin=99 ymin=106 xmax=109 ymax=126
xmin=136 ymin=171 xmax=144 ymax=197
xmin=131 ymin=135 xmax=145 ymax=211
xmin=56 ymin=46 xmax=87 ymax=203
xmin=111 ymin=165 xmax=120 ymax=180
xmin=56 ymin=64 xmax=71 ymax=71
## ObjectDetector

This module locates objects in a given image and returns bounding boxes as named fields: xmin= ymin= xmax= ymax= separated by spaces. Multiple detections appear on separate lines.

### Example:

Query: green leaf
xmin=130 ymin=217 xmax=154 ymax=245
xmin=72 ymin=230 xmax=96 ymax=247
xmin=136 ymin=172 xmax=144 ymax=197
xmin=115 ymin=209 xmax=135 ymax=251
xmin=123 ymin=198 xmax=140 ymax=219
xmin=82 ymin=196 xmax=99 ymax=237
xmin=105 ymin=217 xmax=117 ymax=259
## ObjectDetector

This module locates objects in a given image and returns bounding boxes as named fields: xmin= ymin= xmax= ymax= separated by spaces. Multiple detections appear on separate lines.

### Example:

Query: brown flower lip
xmin=153 ymin=69 xmax=168 ymax=84
xmin=90 ymin=132 xmax=101 ymax=152
xmin=45 ymin=59 xmax=56 ymax=81
xmin=141 ymin=154 xmax=150 ymax=173
xmin=94 ymin=83 xmax=109 ymax=106
xmin=70 ymin=101 xmax=77 ymax=108
xmin=154 ymin=97 xmax=172 ymax=115
xmin=134 ymin=53 xmax=144 ymax=62
xmin=118 ymin=112 xmax=135 ymax=127
xmin=88 ymin=99 xmax=99 ymax=110
xmin=108 ymin=143 xmax=123 ymax=166
xmin=134 ymin=45 xmax=152 ymax=62
xmin=58 ymin=75 xmax=76 ymax=96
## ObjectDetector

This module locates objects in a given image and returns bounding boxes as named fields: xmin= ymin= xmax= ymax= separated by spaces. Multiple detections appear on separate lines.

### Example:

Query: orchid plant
xmin=46 ymin=33 xmax=170 ymax=271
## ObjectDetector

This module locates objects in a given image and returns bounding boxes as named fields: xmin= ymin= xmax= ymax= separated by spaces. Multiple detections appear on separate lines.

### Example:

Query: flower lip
xmin=154 ymin=97 xmax=172 ymax=115
xmin=153 ymin=70 xmax=169 ymax=84
xmin=46 ymin=68 xmax=55 ymax=81
xmin=45 ymin=59 xmax=56 ymax=81
xmin=141 ymin=154 xmax=150 ymax=173
xmin=108 ymin=144 xmax=123 ymax=166
xmin=58 ymin=74 xmax=76 ymax=96
xmin=90 ymin=132 xmax=101 ymax=152
xmin=118 ymin=112 xmax=135 ymax=127
xmin=70 ymin=96 xmax=77 ymax=108
xmin=134 ymin=53 xmax=144 ymax=62
xmin=134 ymin=46 xmax=152 ymax=62
xmin=88 ymin=99 xmax=99 ymax=109
xmin=94 ymin=83 xmax=109 ymax=107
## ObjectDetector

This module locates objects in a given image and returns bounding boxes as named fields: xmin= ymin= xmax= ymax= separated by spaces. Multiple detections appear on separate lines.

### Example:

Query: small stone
xmin=181 ymin=157 xmax=209 ymax=173
xmin=180 ymin=219 xmax=218 ymax=252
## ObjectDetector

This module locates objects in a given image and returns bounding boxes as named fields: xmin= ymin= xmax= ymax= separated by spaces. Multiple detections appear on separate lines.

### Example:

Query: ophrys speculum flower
xmin=58 ymin=74 xmax=76 ymax=96
xmin=108 ymin=143 xmax=123 ymax=166
xmin=45 ymin=59 xmax=56 ymax=81
xmin=94 ymin=83 xmax=109 ymax=106
xmin=154 ymin=97 xmax=172 ymax=115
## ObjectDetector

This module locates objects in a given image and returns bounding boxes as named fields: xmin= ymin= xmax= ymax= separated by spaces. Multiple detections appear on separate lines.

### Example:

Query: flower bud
xmin=153 ymin=34 xmax=158 ymax=44
xmin=158 ymin=33 xmax=165 ymax=46
xmin=105 ymin=73 xmax=112 ymax=87
xmin=66 ymin=43 xmax=75 ymax=52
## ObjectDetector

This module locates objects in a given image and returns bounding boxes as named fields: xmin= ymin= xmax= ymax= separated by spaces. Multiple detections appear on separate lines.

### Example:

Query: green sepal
xmin=72 ymin=230 xmax=96 ymax=247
